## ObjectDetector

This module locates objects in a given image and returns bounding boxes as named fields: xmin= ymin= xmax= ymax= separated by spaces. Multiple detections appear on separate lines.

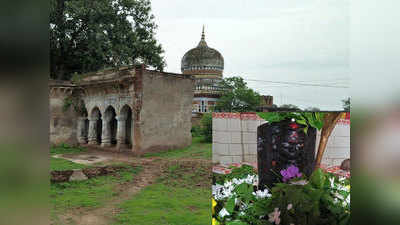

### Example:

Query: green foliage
xmin=62 ymin=94 xmax=87 ymax=115
xmin=50 ymin=0 xmax=165 ymax=80
xmin=214 ymin=77 xmax=261 ymax=112
xmin=200 ymin=113 xmax=213 ymax=142
xmin=213 ymin=169 xmax=350 ymax=225
xmin=191 ymin=125 xmax=203 ymax=137
xmin=304 ymin=107 xmax=320 ymax=111
xmin=257 ymin=112 xmax=325 ymax=134
xmin=279 ymin=104 xmax=301 ymax=111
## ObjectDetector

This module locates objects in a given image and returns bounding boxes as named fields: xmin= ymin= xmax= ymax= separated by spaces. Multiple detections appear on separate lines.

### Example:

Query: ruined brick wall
xmin=49 ymin=81 xmax=79 ymax=146
xmin=138 ymin=69 xmax=194 ymax=153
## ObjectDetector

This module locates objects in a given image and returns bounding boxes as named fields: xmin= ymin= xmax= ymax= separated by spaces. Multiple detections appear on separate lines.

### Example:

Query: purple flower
xmin=280 ymin=165 xmax=302 ymax=182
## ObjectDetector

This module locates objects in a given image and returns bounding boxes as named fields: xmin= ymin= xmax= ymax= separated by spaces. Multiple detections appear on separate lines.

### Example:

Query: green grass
xmin=113 ymin=162 xmax=211 ymax=225
xmin=113 ymin=184 xmax=211 ymax=225
xmin=51 ymin=165 xmax=142 ymax=222
xmin=51 ymin=157 xmax=89 ymax=171
xmin=50 ymin=144 xmax=87 ymax=155
xmin=50 ymin=144 xmax=89 ymax=171
xmin=143 ymin=136 xmax=211 ymax=160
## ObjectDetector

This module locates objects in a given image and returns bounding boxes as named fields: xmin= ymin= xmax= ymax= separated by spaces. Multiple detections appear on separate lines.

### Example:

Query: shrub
xmin=212 ymin=168 xmax=350 ymax=225
xmin=191 ymin=125 xmax=203 ymax=137
xmin=200 ymin=113 xmax=212 ymax=142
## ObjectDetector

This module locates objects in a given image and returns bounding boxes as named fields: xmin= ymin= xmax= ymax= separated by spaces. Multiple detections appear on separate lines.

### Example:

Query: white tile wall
xmin=229 ymin=143 xmax=243 ymax=156
xmin=213 ymin=115 xmax=350 ymax=166
xmin=230 ymin=131 xmax=242 ymax=144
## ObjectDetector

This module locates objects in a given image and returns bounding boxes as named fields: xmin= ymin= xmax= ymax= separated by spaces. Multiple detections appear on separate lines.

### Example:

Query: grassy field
xmin=143 ymin=136 xmax=212 ymax=160
xmin=51 ymin=165 xmax=142 ymax=223
xmin=113 ymin=161 xmax=211 ymax=225
xmin=50 ymin=144 xmax=87 ymax=155
xmin=51 ymin=157 xmax=89 ymax=171
xmin=50 ymin=137 xmax=212 ymax=225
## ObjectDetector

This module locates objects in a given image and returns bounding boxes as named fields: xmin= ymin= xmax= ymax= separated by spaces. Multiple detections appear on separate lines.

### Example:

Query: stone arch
xmin=77 ymin=107 xmax=89 ymax=144
xmin=119 ymin=104 xmax=133 ymax=148
xmin=88 ymin=107 xmax=102 ymax=145
xmin=102 ymin=105 xmax=117 ymax=147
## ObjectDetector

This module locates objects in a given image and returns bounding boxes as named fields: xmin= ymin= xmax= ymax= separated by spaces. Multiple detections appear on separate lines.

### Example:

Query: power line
xmin=244 ymin=79 xmax=349 ymax=88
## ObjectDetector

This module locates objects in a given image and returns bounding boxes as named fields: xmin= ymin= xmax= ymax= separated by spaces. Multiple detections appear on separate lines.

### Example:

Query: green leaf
xmin=225 ymin=197 xmax=236 ymax=214
xmin=234 ymin=183 xmax=254 ymax=202
xmin=226 ymin=220 xmax=249 ymax=225
xmin=310 ymin=169 xmax=326 ymax=189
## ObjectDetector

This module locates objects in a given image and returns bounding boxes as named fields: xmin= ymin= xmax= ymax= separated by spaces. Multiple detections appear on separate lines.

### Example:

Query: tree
xmin=200 ymin=113 xmax=212 ymax=142
xmin=279 ymin=104 xmax=301 ymax=111
xmin=304 ymin=107 xmax=320 ymax=111
xmin=342 ymin=97 xmax=350 ymax=111
xmin=214 ymin=77 xmax=261 ymax=112
xmin=314 ymin=112 xmax=345 ymax=170
xmin=50 ymin=0 xmax=165 ymax=80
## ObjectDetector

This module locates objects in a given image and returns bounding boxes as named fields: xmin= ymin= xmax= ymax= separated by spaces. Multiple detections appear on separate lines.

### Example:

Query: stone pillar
xmin=77 ymin=117 xmax=88 ymax=144
xmin=116 ymin=115 xmax=127 ymax=149
xmin=101 ymin=117 xmax=112 ymax=147
xmin=88 ymin=117 xmax=99 ymax=145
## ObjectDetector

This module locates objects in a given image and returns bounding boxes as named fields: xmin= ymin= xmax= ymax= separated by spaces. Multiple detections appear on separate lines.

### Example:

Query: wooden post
xmin=314 ymin=112 xmax=345 ymax=170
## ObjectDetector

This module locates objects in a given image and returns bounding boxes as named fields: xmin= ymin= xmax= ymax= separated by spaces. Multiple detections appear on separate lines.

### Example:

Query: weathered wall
xmin=212 ymin=112 xmax=350 ymax=167
xmin=138 ymin=69 xmax=194 ymax=153
xmin=49 ymin=81 xmax=79 ymax=146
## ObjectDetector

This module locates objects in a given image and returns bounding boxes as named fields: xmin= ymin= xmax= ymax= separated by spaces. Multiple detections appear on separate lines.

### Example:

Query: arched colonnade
xmin=77 ymin=104 xmax=133 ymax=150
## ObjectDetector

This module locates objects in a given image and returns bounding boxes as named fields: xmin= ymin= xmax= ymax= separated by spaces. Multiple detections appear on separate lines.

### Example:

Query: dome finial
xmin=202 ymin=25 xmax=205 ymax=40
xmin=198 ymin=25 xmax=207 ymax=47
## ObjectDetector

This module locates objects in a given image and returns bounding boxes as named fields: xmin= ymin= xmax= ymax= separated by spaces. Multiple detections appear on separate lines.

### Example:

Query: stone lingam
xmin=257 ymin=119 xmax=317 ymax=190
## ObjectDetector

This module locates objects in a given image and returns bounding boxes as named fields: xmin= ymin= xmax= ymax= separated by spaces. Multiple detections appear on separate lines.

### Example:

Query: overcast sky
xmin=150 ymin=0 xmax=349 ymax=110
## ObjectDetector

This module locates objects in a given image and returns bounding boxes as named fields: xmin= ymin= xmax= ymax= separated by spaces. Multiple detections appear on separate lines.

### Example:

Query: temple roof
xmin=181 ymin=26 xmax=224 ymax=76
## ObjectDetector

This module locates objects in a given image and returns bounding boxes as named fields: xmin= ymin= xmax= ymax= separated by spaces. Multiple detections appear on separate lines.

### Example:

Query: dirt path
xmin=55 ymin=147 xmax=211 ymax=225
xmin=57 ymin=158 xmax=163 ymax=225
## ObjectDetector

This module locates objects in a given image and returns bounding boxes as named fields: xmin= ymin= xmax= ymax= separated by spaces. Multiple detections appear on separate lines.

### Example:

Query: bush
xmin=200 ymin=113 xmax=212 ymax=142
xmin=212 ymin=168 xmax=350 ymax=225
xmin=191 ymin=125 xmax=203 ymax=137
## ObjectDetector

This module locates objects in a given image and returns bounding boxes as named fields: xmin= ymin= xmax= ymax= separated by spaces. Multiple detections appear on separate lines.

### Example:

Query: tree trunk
xmin=314 ymin=112 xmax=344 ymax=170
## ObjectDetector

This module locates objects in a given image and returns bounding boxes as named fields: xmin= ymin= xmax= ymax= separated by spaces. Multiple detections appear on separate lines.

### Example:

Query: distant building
xmin=181 ymin=26 xmax=224 ymax=116
xmin=49 ymin=65 xmax=194 ymax=154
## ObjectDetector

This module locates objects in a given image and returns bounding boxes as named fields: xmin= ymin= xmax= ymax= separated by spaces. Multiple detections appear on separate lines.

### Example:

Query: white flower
xmin=329 ymin=177 xmax=335 ymax=188
xmin=212 ymin=184 xmax=223 ymax=196
xmin=252 ymin=189 xmax=272 ymax=199
xmin=219 ymin=208 xmax=230 ymax=218
xmin=239 ymin=202 xmax=249 ymax=211
xmin=212 ymin=175 xmax=259 ymax=201
xmin=287 ymin=203 xmax=293 ymax=210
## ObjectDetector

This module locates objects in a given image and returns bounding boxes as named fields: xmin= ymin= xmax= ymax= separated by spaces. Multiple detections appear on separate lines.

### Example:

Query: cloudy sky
xmin=150 ymin=0 xmax=349 ymax=110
